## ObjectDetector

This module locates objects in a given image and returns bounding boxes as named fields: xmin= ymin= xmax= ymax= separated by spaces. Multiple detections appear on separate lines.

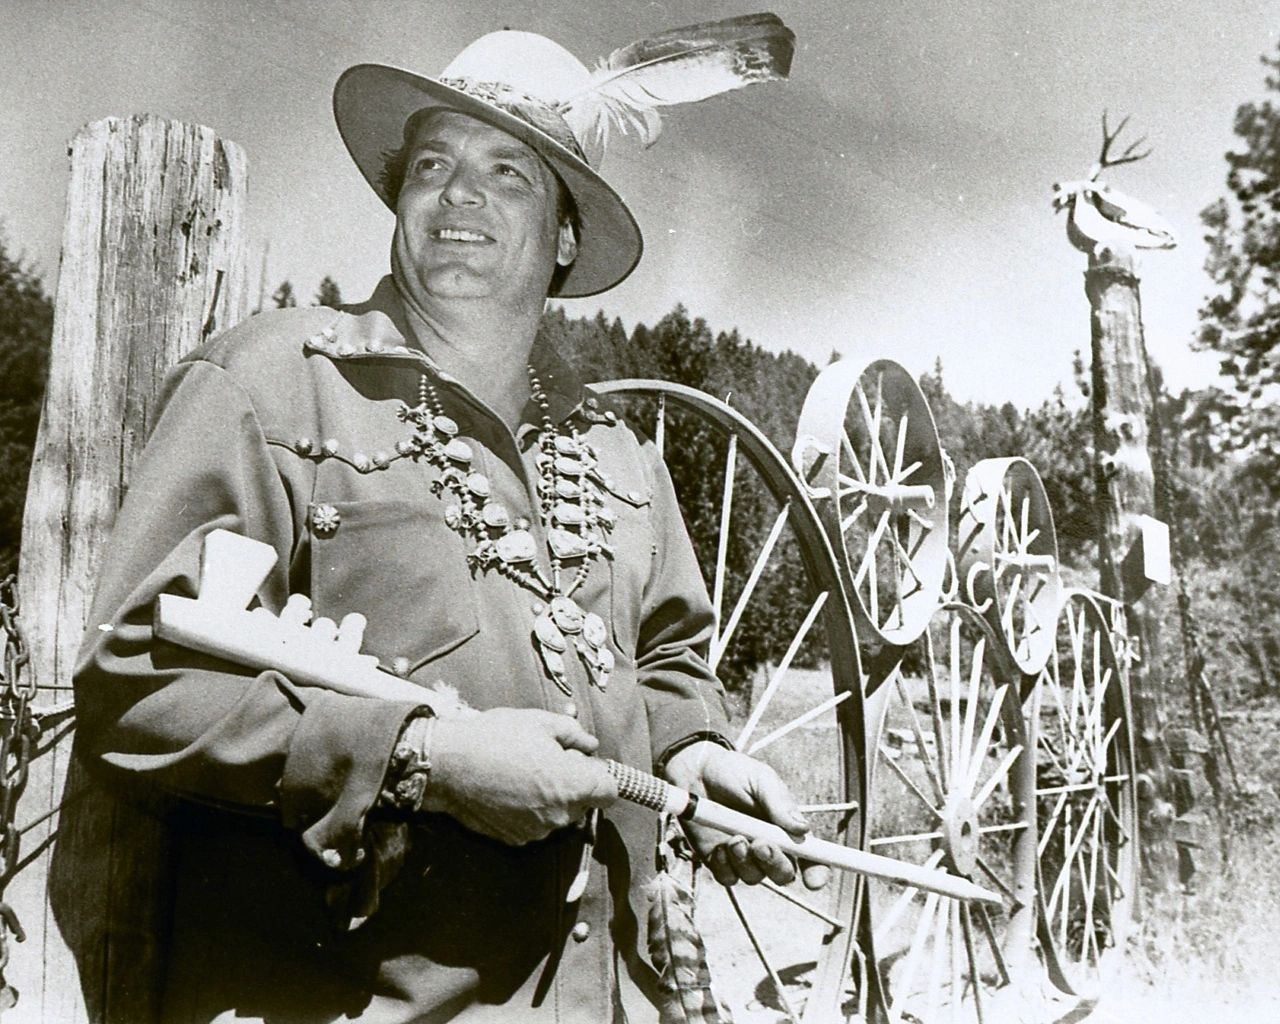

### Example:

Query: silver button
xmin=571 ymin=921 xmax=591 ymax=942
xmin=563 ymin=701 xmax=578 ymax=719
xmin=321 ymin=848 xmax=342 ymax=869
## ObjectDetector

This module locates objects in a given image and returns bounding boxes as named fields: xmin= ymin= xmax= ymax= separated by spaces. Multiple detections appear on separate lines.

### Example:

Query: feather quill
xmin=558 ymin=13 xmax=795 ymax=159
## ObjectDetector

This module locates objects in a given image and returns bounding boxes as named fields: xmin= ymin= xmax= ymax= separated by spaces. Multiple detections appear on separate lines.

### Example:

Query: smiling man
xmin=74 ymin=21 xmax=807 ymax=1024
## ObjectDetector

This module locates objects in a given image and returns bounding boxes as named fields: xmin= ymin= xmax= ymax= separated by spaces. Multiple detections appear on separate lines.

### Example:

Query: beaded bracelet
xmin=380 ymin=712 xmax=437 ymax=815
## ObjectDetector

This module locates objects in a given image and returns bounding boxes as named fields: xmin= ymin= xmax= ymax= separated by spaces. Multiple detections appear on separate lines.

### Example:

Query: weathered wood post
xmin=9 ymin=115 xmax=248 ymax=1022
xmin=1082 ymin=246 xmax=1180 ymax=890
xmin=1053 ymin=114 xmax=1183 ymax=892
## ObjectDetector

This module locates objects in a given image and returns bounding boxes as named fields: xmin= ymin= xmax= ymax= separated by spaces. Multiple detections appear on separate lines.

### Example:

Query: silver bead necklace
xmin=399 ymin=369 xmax=616 ymax=695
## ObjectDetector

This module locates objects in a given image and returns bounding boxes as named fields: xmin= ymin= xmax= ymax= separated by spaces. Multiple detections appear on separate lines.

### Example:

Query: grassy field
xmin=693 ymin=665 xmax=1280 ymax=1023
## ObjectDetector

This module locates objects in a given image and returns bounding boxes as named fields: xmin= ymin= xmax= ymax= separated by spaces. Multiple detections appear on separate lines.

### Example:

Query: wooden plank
xmin=9 ymin=115 xmax=248 ymax=1023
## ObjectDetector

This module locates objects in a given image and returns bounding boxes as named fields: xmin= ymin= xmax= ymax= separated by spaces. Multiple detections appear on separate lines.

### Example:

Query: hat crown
xmin=440 ymin=31 xmax=590 ymax=106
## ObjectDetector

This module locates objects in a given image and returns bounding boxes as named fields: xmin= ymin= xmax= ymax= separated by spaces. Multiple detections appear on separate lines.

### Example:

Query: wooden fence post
xmin=1085 ymin=247 xmax=1180 ymax=891
xmin=9 ymin=115 xmax=248 ymax=1023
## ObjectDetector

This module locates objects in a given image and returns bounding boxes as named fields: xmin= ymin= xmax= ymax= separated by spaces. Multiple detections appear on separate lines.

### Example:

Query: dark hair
xmin=379 ymin=120 xmax=581 ymax=297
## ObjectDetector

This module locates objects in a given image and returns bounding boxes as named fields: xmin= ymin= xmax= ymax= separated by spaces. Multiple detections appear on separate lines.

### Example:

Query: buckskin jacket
xmin=74 ymin=277 xmax=731 ymax=1024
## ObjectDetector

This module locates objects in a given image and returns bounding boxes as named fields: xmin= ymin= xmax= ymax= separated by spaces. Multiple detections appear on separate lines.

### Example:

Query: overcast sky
xmin=3 ymin=0 xmax=1278 ymax=406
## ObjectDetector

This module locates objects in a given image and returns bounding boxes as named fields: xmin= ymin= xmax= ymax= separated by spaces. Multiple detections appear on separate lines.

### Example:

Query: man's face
xmin=392 ymin=111 xmax=577 ymax=309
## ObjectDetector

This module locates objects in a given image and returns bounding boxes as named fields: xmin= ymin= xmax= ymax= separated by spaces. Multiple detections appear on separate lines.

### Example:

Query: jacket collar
xmin=336 ymin=277 xmax=590 ymax=430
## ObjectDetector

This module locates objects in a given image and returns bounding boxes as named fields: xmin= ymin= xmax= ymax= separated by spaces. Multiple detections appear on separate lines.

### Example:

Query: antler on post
xmin=1090 ymin=110 xmax=1153 ymax=180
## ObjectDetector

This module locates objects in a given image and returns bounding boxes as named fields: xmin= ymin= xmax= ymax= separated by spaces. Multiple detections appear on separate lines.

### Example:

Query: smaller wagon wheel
xmin=1032 ymin=590 xmax=1139 ymax=997
xmin=956 ymin=457 xmax=1063 ymax=680
xmin=862 ymin=604 xmax=1038 ymax=1024
xmin=795 ymin=358 xmax=949 ymax=654
xmin=593 ymin=380 xmax=869 ymax=1023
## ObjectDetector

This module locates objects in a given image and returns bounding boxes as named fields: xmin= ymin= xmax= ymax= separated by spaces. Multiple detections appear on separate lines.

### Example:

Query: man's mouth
xmin=431 ymin=228 xmax=493 ymax=243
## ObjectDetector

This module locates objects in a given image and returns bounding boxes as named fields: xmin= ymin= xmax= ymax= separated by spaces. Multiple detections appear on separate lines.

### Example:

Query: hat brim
xmin=334 ymin=64 xmax=643 ymax=298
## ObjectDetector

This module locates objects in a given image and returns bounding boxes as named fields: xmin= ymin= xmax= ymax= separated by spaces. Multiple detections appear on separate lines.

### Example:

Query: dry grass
xmin=1089 ymin=828 xmax=1280 ymax=1022
xmin=696 ymin=664 xmax=1280 ymax=1023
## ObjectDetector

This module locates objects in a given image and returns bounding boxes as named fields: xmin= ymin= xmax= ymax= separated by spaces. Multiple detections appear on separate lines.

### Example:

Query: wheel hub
xmin=940 ymin=792 xmax=980 ymax=876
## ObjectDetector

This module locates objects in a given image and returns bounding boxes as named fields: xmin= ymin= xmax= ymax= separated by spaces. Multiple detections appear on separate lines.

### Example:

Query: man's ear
xmin=556 ymin=221 xmax=578 ymax=267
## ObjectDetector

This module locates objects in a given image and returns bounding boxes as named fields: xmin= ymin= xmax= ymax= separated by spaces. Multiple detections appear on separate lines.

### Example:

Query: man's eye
xmin=411 ymin=157 xmax=441 ymax=174
xmin=495 ymin=164 xmax=528 ymax=182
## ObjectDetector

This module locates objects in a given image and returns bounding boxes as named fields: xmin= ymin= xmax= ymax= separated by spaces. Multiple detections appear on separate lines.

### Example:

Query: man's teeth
xmin=436 ymin=228 xmax=487 ymax=242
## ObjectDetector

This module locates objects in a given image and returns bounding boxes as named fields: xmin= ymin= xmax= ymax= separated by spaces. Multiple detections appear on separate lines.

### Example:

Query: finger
xmin=751 ymin=767 xmax=809 ymax=838
xmin=572 ymin=758 xmax=619 ymax=810
xmin=726 ymin=836 xmax=764 ymax=885
xmin=707 ymin=844 xmax=738 ymax=887
xmin=801 ymin=861 xmax=831 ymax=891
xmin=748 ymin=838 xmax=796 ymax=886
xmin=544 ymin=713 xmax=600 ymax=755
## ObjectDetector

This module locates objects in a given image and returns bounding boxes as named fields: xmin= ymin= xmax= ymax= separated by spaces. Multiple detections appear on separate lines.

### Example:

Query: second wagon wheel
xmin=862 ymin=603 xmax=1038 ymax=1024
xmin=956 ymin=457 xmax=1063 ymax=681
xmin=795 ymin=358 xmax=949 ymax=654
xmin=593 ymin=379 xmax=870 ymax=1023
xmin=1032 ymin=589 xmax=1139 ymax=998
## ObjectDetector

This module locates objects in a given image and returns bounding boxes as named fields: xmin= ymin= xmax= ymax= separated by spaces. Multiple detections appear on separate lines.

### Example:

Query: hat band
xmin=438 ymin=77 xmax=589 ymax=164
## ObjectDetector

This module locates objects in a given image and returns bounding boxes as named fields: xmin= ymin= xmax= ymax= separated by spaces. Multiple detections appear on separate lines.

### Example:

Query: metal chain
xmin=0 ymin=576 xmax=40 ymax=1011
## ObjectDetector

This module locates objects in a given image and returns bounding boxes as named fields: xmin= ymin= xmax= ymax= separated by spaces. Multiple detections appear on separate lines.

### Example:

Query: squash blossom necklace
xmin=399 ymin=367 xmax=617 ymax=696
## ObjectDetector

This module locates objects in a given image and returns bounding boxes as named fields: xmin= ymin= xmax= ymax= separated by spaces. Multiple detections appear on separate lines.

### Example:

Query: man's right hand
xmin=422 ymin=708 xmax=618 ymax=846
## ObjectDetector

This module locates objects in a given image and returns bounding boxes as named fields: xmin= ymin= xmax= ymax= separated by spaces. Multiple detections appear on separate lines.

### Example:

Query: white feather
xmin=558 ymin=13 xmax=795 ymax=159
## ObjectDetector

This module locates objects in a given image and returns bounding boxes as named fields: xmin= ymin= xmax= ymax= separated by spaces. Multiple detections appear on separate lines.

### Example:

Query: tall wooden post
xmin=1084 ymin=246 xmax=1179 ymax=891
xmin=9 ymin=115 xmax=248 ymax=1022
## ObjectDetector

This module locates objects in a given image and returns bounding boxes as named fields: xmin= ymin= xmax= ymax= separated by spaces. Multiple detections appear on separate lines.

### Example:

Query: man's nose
xmin=440 ymin=166 xmax=483 ymax=207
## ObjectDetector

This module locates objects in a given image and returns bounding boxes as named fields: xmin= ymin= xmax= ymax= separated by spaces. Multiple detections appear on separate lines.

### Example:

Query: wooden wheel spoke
xmin=892 ymin=415 xmax=909 ymax=479
xmin=800 ymin=800 xmax=860 ymax=814
xmin=841 ymin=430 xmax=868 ymax=484
xmin=888 ymin=532 xmax=924 ymax=588
xmin=895 ymin=672 xmax=947 ymax=803
xmin=726 ymin=884 xmax=801 ymax=1024
xmin=874 ymin=849 xmax=945 ymax=944
xmin=960 ymin=902 xmax=987 ymax=1024
xmin=836 ymin=473 xmax=869 ymax=498
xmin=974 ymin=855 xmax=1017 ymax=905
xmin=957 ymin=642 xmax=990 ymax=788
xmin=924 ymin=631 xmax=951 ymax=793
xmin=975 ymin=904 xmax=1011 ymax=987
xmin=1046 ymin=796 xmax=1101 ymax=918
xmin=710 ymin=502 xmax=790 ymax=669
xmin=869 ymin=828 xmax=945 ymax=848
xmin=654 ymin=394 xmax=666 ymax=458
xmin=949 ymin=620 xmax=963 ymax=783
xmin=924 ymin=898 xmax=949 ymax=1023
xmin=734 ymin=590 xmax=829 ymax=749
xmin=711 ymin=432 xmax=738 ymax=635
xmin=1082 ymin=809 xmax=1102 ymax=959
xmin=973 ymin=744 xmax=1023 ymax=810
xmin=760 ymin=877 xmax=845 ymax=931
xmin=840 ymin=500 xmax=869 ymax=533
xmin=854 ymin=510 xmax=893 ymax=588
xmin=977 ymin=821 xmax=1028 ymax=835
xmin=878 ymin=744 xmax=944 ymax=819
xmin=746 ymin=690 xmax=851 ymax=756
xmin=1037 ymin=790 xmax=1071 ymax=857
xmin=895 ymin=459 xmax=923 ymax=483
xmin=889 ymin=891 xmax=941 ymax=1024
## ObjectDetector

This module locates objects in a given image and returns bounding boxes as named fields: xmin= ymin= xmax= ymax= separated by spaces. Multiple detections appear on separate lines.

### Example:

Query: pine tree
xmin=272 ymin=280 xmax=297 ymax=309
xmin=315 ymin=276 xmax=343 ymax=309
xmin=1196 ymin=42 xmax=1280 ymax=480
xmin=0 ymin=239 xmax=53 ymax=574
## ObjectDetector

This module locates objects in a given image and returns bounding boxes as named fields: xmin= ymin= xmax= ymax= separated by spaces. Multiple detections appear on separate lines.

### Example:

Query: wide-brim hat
xmin=334 ymin=32 xmax=643 ymax=298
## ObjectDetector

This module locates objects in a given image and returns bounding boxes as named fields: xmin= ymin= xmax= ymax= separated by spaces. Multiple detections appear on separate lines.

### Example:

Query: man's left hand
xmin=662 ymin=741 xmax=831 ymax=890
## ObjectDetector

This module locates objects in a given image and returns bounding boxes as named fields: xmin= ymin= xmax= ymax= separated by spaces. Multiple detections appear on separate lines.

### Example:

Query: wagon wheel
xmin=956 ymin=457 xmax=1063 ymax=682
xmin=594 ymin=379 xmax=870 ymax=1022
xmin=1032 ymin=590 xmax=1139 ymax=997
xmin=862 ymin=603 xmax=1038 ymax=1024
xmin=795 ymin=358 xmax=949 ymax=655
